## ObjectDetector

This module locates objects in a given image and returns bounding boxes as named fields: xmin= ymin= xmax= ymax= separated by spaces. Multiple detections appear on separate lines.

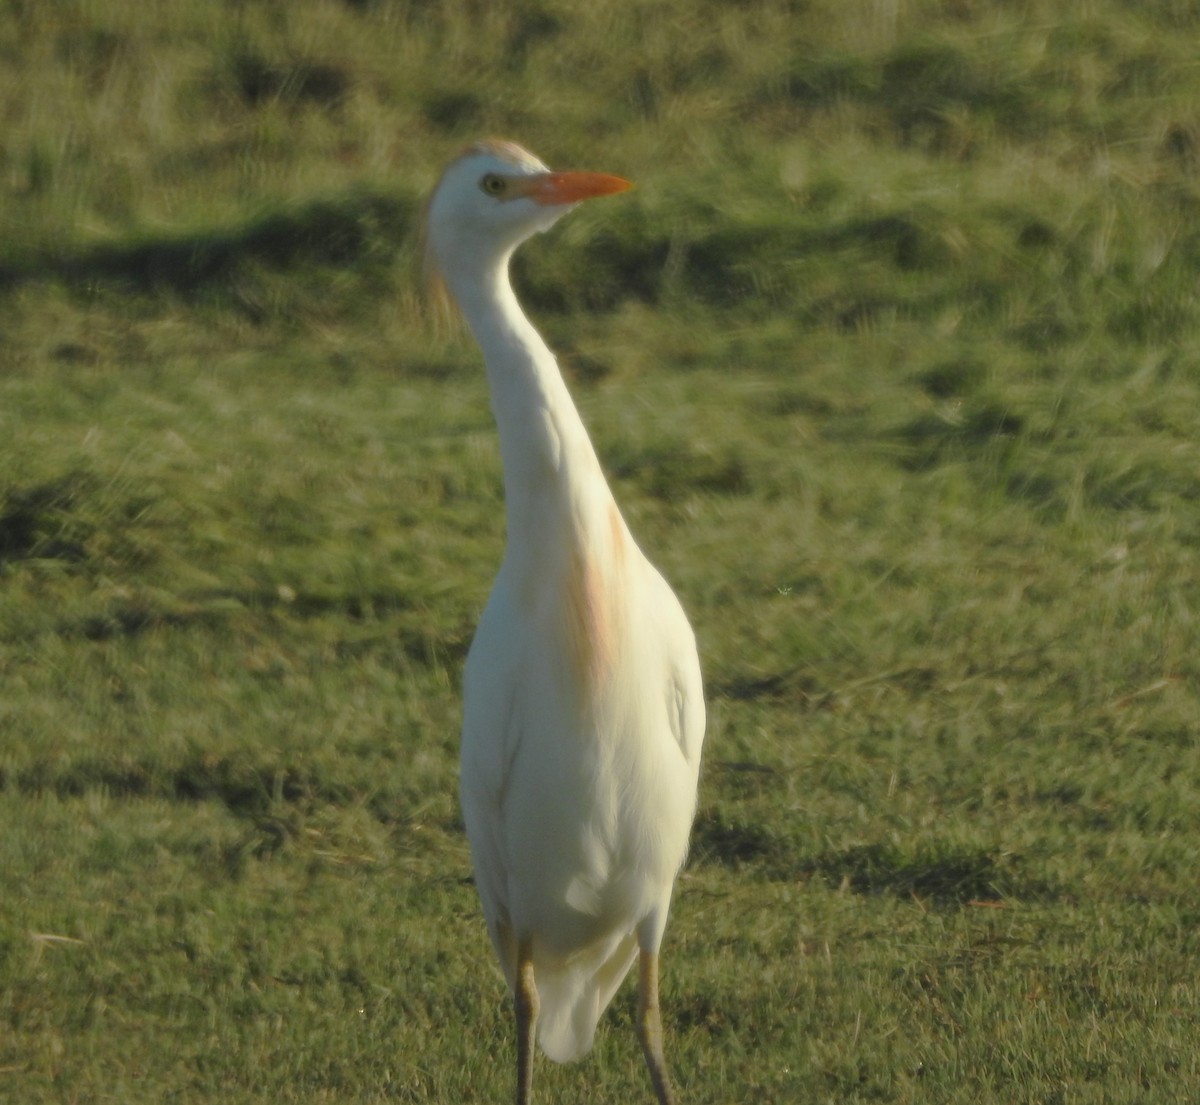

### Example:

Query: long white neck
xmin=446 ymin=248 xmax=611 ymax=565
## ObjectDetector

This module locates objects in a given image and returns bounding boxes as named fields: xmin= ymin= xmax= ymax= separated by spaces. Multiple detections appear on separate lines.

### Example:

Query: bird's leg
xmin=637 ymin=949 xmax=678 ymax=1105
xmin=515 ymin=938 xmax=540 ymax=1105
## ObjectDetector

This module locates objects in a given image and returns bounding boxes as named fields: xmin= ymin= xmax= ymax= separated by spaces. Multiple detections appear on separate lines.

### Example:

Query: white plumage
xmin=424 ymin=139 xmax=704 ymax=1105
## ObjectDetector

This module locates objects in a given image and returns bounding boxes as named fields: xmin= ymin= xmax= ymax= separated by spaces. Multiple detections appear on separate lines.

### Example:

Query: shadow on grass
xmin=35 ymin=589 xmax=472 ymax=673
xmin=0 ymin=189 xmax=417 ymax=299
xmin=798 ymin=842 xmax=1035 ymax=905
xmin=0 ymin=471 xmax=98 ymax=564
xmin=692 ymin=810 xmax=1055 ymax=905
xmin=1 ymin=752 xmax=351 ymax=814
xmin=0 ymin=754 xmax=358 ymax=874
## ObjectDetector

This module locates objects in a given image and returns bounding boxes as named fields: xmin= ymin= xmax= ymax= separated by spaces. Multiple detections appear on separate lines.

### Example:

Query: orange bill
xmin=525 ymin=171 xmax=633 ymax=206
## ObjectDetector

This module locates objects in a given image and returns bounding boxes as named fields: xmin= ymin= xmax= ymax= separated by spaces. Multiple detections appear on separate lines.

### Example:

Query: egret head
xmin=423 ymin=139 xmax=631 ymax=300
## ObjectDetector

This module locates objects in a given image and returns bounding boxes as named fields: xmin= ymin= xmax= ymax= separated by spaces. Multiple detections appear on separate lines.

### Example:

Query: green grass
xmin=3 ymin=1 xmax=1200 ymax=1101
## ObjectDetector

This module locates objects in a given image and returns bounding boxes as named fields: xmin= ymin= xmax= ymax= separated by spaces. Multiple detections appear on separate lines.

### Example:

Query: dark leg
xmin=515 ymin=938 xmax=539 ymax=1105
xmin=637 ymin=949 xmax=678 ymax=1105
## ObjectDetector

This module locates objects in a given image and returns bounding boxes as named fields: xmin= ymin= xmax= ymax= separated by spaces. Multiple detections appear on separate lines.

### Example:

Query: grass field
xmin=2 ymin=1 xmax=1199 ymax=1101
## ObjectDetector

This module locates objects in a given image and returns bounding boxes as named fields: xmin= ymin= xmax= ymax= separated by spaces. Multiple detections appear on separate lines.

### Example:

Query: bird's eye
xmin=480 ymin=173 xmax=507 ymax=197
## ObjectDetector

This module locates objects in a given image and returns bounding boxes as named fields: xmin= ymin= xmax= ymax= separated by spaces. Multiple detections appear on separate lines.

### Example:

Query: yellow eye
xmin=480 ymin=173 xmax=507 ymax=197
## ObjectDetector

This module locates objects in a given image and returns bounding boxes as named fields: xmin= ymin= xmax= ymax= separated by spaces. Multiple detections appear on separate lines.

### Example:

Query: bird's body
xmin=425 ymin=140 xmax=704 ymax=1104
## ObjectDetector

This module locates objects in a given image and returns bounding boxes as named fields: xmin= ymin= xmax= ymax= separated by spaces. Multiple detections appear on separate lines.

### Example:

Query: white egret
xmin=424 ymin=139 xmax=705 ymax=1105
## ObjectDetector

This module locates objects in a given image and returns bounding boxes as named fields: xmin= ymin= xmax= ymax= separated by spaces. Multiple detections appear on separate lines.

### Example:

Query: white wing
xmin=459 ymin=545 xmax=704 ymax=1062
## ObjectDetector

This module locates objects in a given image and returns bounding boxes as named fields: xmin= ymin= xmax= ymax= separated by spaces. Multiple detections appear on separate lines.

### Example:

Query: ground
xmin=1 ymin=2 xmax=1199 ymax=1102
